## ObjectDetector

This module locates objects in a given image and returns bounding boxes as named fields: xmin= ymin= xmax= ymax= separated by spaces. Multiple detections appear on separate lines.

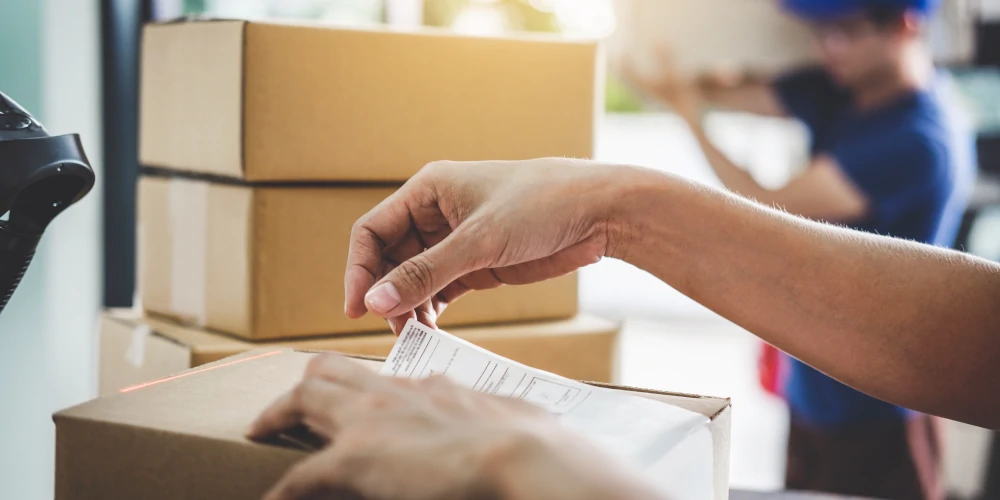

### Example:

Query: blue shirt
xmin=775 ymin=67 xmax=977 ymax=429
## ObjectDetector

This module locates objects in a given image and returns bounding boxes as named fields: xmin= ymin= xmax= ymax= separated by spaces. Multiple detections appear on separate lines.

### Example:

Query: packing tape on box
xmin=125 ymin=324 xmax=152 ymax=368
xmin=168 ymin=177 xmax=208 ymax=326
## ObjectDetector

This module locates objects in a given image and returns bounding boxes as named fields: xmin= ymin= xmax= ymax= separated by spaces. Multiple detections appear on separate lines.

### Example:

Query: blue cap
xmin=782 ymin=0 xmax=938 ymax=21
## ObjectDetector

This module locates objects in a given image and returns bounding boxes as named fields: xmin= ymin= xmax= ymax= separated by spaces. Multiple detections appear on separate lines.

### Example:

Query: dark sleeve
xmin=830 ymin=131 xmax=948 ymax=226
xmin=773 ymin=67 xmax=841 ymax=134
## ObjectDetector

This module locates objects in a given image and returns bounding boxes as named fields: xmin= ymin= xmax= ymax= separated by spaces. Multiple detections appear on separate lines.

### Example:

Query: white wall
xmin=0 ymin=0 xmax=102 ymax=496
xmin=41 ymin=0 xmax=103 ymax=414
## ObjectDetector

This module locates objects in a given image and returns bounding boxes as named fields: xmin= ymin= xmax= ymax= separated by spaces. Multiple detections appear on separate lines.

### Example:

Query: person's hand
xmin=247 ymin=353 xmax=548 ymax=500
xmin=345 ymin=158 xmax=633 ymax=334
xmin=621 ymin=48 xmax=704 ymax=124
xmin=248 ymin=353 xmax=661 ymax=500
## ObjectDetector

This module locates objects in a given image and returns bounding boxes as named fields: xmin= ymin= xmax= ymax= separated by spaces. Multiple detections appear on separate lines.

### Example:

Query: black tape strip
xmin=140 ymin=166 xmax=402 ymax=189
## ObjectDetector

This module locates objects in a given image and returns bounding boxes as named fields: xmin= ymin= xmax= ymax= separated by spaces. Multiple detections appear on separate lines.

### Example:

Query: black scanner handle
xmin=0 ymin=91 xmax=95 ymax=316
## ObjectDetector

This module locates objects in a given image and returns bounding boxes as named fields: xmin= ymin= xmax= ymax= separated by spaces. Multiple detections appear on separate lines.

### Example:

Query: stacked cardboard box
xmin=58 ymin=20 xmax=742 ymax=500
xmin=136 ymin=19 xmax=602 ymax=341
xmin=97 ymin=310 xmax=622 ymax=394
xmin=59 ymin=19 xmax=739 ymax=500
xmin=105 ymin=18 xmax=613 ymax=388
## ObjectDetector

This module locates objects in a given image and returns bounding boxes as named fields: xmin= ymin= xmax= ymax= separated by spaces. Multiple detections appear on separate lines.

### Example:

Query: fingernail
xmin=365 ymin=282 xmax=401 ymax=314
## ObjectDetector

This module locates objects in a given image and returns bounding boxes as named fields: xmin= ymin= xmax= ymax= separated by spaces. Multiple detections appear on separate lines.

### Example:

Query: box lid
xmin=63 ymin=348 xmax=729 ymax=437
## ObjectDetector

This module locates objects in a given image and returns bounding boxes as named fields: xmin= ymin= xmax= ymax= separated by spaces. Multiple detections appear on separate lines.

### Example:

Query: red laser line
xmin=120 ymin=350 xmax=285 ymax=393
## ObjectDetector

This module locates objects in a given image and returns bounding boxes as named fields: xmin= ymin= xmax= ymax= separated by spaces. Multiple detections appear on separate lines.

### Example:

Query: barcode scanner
xmin=0 ymin=90 xmax=95 ymax=315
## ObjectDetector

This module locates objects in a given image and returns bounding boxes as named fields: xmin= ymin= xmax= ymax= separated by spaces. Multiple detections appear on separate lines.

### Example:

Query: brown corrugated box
xmin=139 ymin=19 xmax=602 ymax=182
xmin=138 ymin=174 xmax=578 ymax=340
xmin=98 ymin=309 xmax=620 ymax=395
xmin=57 ymin=349 xmax=731 ymax=500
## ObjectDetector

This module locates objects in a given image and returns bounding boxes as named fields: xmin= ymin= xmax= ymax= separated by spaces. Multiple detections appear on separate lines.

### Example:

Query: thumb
xmin=364 ymin=231 xmax=480 ymax=319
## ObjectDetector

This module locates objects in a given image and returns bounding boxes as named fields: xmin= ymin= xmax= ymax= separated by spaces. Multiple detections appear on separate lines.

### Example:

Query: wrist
xmin=475 ymin=427 xmax=565 ymax=500
xmin=600 ymin=165 xmax=679 ymax=264
xmin=680 ymin=104 xmax=704 ymax=127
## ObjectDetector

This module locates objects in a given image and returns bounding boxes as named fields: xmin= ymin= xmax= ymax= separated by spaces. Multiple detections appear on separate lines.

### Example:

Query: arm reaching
xmin=346 ymin=159 xmax=1000 ymax=429
xmin=620 ymin=50 xmax=787 ymax=118
xmin=616 ymin=167 xmax=1000 ymax=428
xmin=687 ymin=118 xmax=869 ymax=222
xmin=624 ymin=51 xmax=869 ymax=223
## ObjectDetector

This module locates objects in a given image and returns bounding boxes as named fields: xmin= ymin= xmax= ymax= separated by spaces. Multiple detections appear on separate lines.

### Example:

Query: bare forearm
xmin=608 ymin=167 xmax=1000 ymax=429
xmin=699 ymin=81 xmax=786 ymax=117
xmin=687 ymin=123 xmax=771 ymax=202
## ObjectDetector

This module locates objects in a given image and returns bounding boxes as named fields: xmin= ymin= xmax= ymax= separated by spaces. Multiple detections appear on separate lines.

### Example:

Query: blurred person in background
xmin=625 ymin=0 xmax=976 ymax=498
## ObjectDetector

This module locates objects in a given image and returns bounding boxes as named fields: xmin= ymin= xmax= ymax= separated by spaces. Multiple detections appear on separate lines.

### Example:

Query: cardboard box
xmin=609 ymin=0 xmax=816 ymax=74
xmin=138 ymin=174 xmax=578 ymax=340
xmin=98 ymin=310 xmax=621 ymax=395
xmin=57 ymin=349 xmax=731 ymax=500
xmin=139 ymin=19 xmax=601 ymax=182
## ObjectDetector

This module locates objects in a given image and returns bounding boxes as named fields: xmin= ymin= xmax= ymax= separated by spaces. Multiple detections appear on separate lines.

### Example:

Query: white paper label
xmin=380 ymin=319 xmax=710 ymax=469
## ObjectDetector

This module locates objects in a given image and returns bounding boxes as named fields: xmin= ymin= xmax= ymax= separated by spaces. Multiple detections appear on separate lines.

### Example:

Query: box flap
xmin=98 ymin=313 xmax=194 ymax=396
xmin=586 ymin=381 xmax=730 ymax=421
xmin=60 ymin=350 xmax=306 ymax=441
xmin=107 ymin=312 xmax=619 ymax=380
xmin=140 ymin=20 xmax=245 ymax=177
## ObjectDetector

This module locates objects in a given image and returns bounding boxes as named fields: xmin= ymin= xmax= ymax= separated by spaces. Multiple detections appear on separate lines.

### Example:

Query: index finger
xmin=345 ymin=187 xmax=419 ymax=319
xmin=246 ymin=377 xmax=352 ymax=440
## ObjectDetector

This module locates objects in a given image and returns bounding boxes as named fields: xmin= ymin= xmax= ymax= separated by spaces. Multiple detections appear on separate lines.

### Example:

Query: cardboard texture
xmin=140 ymin=20 xmax=601 ymax=182
xmin=138 ymin=175 xmax=578 ymax=340
xmin=56 ymin=349 xmax=731 ymax=500
xmin=98 ymin=310 xmax=621 ymax=395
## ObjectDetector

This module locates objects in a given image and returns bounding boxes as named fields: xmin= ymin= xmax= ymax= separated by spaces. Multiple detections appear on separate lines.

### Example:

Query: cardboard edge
xmin=246 ymin=17 xmax=601 ymax=46
xmin=590 ymin=41 xmax=606 ymax=160
xmin=711 ymin=405 xmax=733 ymax=500
xmin=291 ymin=349 xmax=388 ymax=363
xmin=150 ymin=16 xmax=248 ymax=25
xmin=586 ymin=381 xmax=732 ymax=415
xmin=239 ymin=20 xmax=248 ymax=176
xmin=248 ymin=187 xmax=261 ymax=336
xmin=105 ymin=314 xmax=195 ymax=352
xmin=140 ymin=20 xmax=248 ymax=178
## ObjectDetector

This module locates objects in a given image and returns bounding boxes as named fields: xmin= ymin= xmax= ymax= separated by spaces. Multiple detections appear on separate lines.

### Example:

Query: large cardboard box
xmin=139 ymin=174 xmax=578 ymax=340
xmin=57 ymin=349 xmax=731 ymax=500
xmin=609 ymin=0 xmax=817 ymax=74
xmin=140 ymin=19 xmax=601 ymax=182
xmin=98 ymin=310 xmax=621 ymax=395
